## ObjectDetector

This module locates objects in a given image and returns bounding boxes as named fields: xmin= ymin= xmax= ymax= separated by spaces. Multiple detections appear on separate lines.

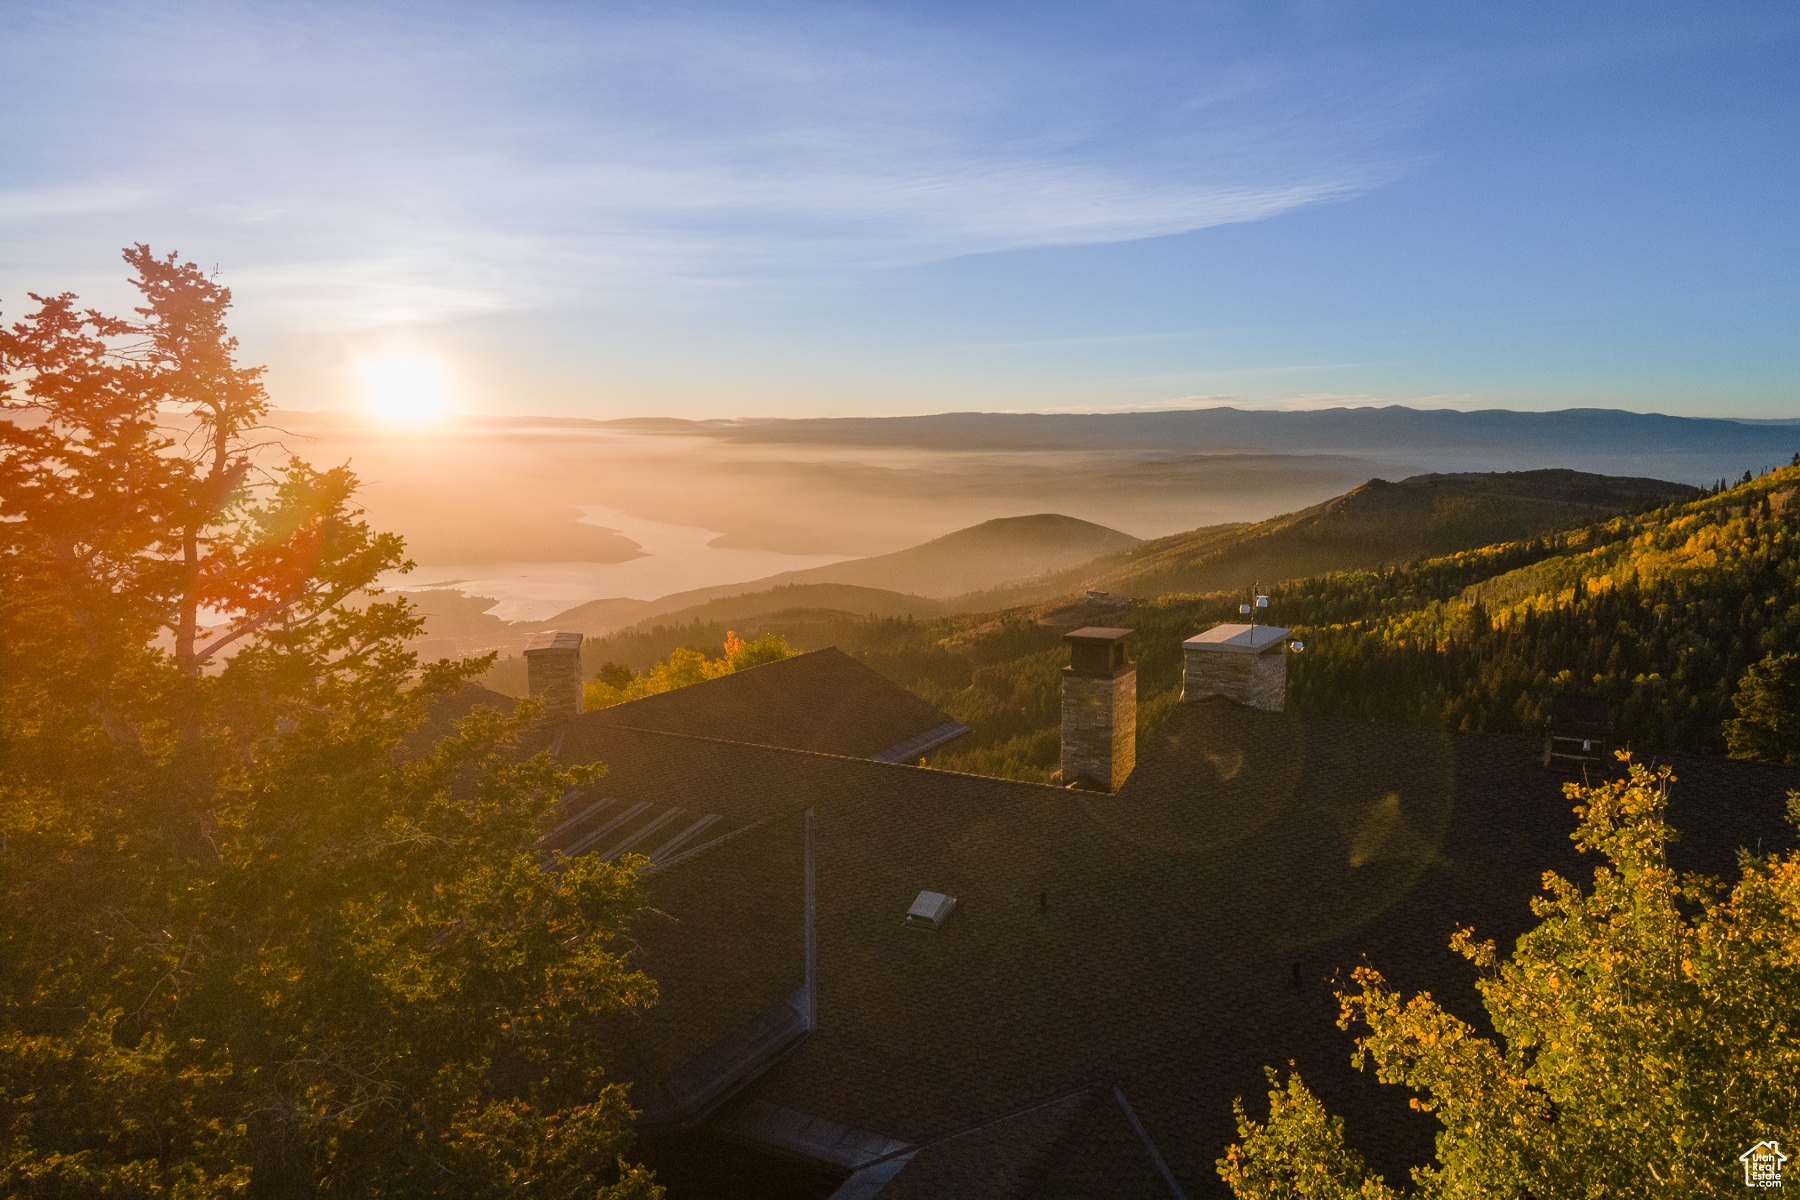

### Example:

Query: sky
xmin=2 ymin=1 xmax=1797 ymax=420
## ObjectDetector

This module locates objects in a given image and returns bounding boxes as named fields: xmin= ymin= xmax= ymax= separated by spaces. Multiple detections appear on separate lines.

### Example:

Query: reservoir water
xmin=382 ymin=504 xmax=850 ymax=622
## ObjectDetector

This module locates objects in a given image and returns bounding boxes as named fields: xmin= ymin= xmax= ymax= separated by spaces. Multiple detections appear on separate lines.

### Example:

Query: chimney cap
xmin=525 ymin=630 xmax=584 ymax=655
xmin=1183 ymin=623 xmax=1290 ymax=654
xmin=1064 ymin=626 xmax=1133 ymax=644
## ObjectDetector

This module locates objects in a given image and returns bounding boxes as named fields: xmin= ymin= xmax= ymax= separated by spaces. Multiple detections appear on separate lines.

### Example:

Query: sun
xmin=357 ymin=355 xmax=453 ymax=424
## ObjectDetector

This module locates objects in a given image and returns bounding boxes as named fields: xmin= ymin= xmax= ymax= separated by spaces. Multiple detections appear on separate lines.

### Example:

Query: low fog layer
xmin=266 ymin=406 xmax=1800 ymax=625
xmin=280 ymin=406 xmax=1800 ymax=565
xmin=275 ymin=409 xmax=1415 ymax=564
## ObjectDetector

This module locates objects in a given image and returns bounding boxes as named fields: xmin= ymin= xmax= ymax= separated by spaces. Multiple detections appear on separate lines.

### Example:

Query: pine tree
xmin=1725 ymin=651 xmax=1800 ymax=764
xmin=1 ymin=250 xmax=662 ymax=1197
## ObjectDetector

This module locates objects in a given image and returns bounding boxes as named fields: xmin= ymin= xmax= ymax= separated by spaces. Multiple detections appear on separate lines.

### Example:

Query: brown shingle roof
xmin=411 ymin=652 xmax=969 ymax=875
xmin=593 ymin=699 xmax=1798 ymax=1198
xmin=833 ymin=1085 xmax=1180 ymax=1200
xmin=402 ymin=681 xmax=519 ymax=756
xmin=573 ymin=647 xmax=968 ymax=761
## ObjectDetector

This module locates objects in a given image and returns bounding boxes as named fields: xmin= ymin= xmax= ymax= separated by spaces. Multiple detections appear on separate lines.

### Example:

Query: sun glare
xmin=357 ymin=355 xmax=452 ymax=424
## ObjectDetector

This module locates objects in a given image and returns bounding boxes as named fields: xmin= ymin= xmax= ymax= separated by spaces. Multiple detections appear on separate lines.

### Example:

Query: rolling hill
xmin=406 ymin=514 xmax=1133 ymax=669
xmin=528 ymin=513 xmax=1137 ymax=636
xmin=541 ymin=583 xmax=944 ymax=640
xmin=951 ymin=469 xmax=1700 ymax=609
xmin=764 ymin=512 xmax=1140 ymax=596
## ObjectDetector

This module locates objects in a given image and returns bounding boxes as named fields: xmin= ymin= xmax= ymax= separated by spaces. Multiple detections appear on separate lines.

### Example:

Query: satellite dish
xmin=1289 ymin=640 xmax=1305 ymax=652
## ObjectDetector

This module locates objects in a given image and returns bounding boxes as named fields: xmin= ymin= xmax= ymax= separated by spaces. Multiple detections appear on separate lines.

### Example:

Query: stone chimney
xmin=1061 ymin=627 xmax=1136 ymax=792
xmin=1181 ymin=623 xmax=1290 ymax=711
xmin=524 ymin=630 xmax=584 ymax=721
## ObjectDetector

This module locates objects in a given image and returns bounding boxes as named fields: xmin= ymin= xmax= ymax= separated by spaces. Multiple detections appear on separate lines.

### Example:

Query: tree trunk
xmin=177 ymin=526 xmax=200 ymax=675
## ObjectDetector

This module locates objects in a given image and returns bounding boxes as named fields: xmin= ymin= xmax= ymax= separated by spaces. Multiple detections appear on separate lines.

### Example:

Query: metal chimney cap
xmin=1064 ymin=626 xmax=1133 ymax=644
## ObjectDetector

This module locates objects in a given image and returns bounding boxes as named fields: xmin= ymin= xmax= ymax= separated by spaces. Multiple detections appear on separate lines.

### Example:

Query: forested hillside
xmin=572 ymin=463 xmax=1800 ymax=780
xmin=953 ymin=469 xmax=1697 ymax=609
xmin=1285 ymin=462 xmax=1800 ymax=757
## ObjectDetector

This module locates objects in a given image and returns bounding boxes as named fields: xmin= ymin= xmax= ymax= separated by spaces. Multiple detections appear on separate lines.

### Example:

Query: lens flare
xmin=357 ymin=356 xmax=452 ymax=424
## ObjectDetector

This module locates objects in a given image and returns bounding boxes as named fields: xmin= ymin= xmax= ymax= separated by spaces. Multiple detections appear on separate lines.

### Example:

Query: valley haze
xmin=312 ymin=404 xmax=1800 ymax=644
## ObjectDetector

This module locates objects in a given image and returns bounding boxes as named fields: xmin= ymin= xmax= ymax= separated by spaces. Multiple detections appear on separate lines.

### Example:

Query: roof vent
xmin=904 ymin=890 xmax=957 ymax=930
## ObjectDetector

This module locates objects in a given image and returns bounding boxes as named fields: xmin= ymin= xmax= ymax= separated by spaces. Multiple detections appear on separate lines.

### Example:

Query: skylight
xmin=905 ymin=890 xmax=957 ymax=930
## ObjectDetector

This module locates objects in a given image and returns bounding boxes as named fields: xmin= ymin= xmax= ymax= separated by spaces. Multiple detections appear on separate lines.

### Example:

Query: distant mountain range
xmin=602 ymin=406 xmax=1800 ymax=483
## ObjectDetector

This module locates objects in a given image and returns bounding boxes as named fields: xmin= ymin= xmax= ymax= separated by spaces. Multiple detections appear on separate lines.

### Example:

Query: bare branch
xmin=191 ymin=591 xmax=304 ymax=664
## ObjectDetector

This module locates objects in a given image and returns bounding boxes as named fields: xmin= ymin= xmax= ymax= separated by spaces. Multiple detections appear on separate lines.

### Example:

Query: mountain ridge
xmin=596 ymin=407 xmax=1800 ymax=476
xmin=529 ymin=513 xmax=1137 ymax=633
xmin=938 ymin=469 xmax=1700 ymax=610
xmin=506 ymin=468 xmax=1701 ymax=672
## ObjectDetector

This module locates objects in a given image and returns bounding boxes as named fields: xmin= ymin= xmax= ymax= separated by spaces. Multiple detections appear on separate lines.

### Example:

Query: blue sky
xmin=2 ymin=1 xmax=1796 ymax=418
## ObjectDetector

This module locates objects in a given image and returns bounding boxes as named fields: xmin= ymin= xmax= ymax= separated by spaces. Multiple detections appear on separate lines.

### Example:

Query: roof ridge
xmin=1111 ymin=1085 xmax=1189 ymax=1200
xmin=575 ymin=719 xmax=1067 ymax=793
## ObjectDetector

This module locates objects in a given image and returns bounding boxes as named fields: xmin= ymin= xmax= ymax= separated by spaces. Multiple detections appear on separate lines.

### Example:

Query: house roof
xmin=408 ymin=651 xmax=968 ymax=880
xmin=410 ymin=647 xmax=965 ymax=776
xmin=400 ymin=681 xmax=520 ymax=757
xmin=830 ymin=1085 xmax=1184 ymax=1199
xmin=573 ymin=647 xmax=969 ymax=762
xmin=588 ymin=698 xmax=1798 ymax=1198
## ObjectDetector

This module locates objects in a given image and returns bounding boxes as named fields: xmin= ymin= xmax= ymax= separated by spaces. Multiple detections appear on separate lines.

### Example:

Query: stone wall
xmin=1181 ymin=646 xmax=1285 ymax=712
xmin=1061 ymin=668 xmax=1136 ymax=791
xmin=527 ymin=649 xmax=584 ymax=721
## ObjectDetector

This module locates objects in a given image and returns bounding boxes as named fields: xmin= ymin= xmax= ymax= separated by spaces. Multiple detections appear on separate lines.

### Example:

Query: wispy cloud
xmin=0 ymin=1 xmax=1417 ymax=333
xmin=0 ymin=183 xmax=150 ymax=221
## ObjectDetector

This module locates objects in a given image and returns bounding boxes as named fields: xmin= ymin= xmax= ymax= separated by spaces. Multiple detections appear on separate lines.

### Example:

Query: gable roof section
xmin=540 ymin=722 xmax=938 ymax=872
xmin=610 ymin=700 xmax=1799 ymax=1197
xmin=574 ymin=647 xmax=968 ymax=761
xmin=830 ymin=1085 xmax=1186 ymax=1200
xmin=401 ymin=681 xmax=519 ymax=757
